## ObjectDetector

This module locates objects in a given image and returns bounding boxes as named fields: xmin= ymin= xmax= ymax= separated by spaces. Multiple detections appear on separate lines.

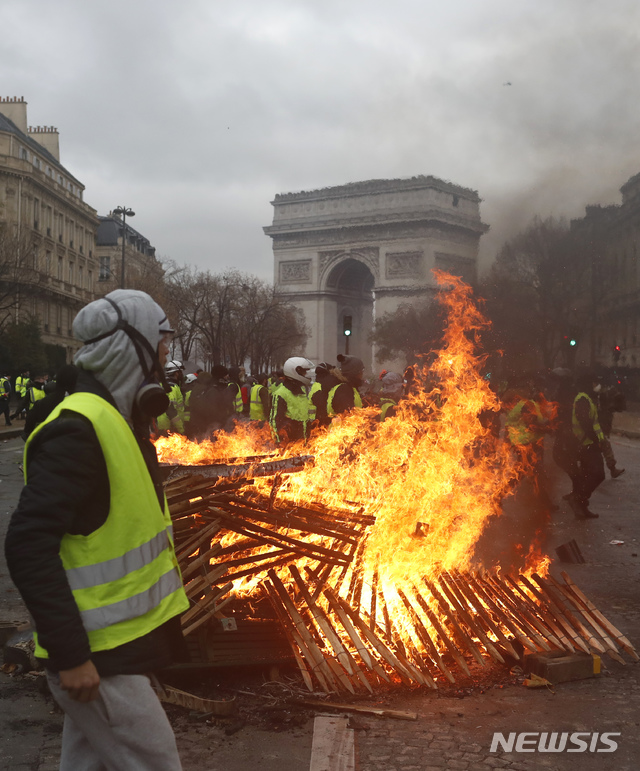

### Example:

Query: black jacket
xmin=4 ymin=370 xmax=186 ymax=676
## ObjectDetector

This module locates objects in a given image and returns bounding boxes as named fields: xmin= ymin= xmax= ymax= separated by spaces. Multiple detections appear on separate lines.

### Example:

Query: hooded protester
xmin=4 ymin=289 xmax=188 ymax=770
xmin=186 ymin=365 xmax=236 ymax=441
xmin=379 ymin=371 xmax=404 ymax=421
xmin=326 ymin=354 xmax=365 ymax=416
xmin=308 ymin=362 xmax=341 ymax=427
xmin=23 ymin=364 xmax=79 ymax=440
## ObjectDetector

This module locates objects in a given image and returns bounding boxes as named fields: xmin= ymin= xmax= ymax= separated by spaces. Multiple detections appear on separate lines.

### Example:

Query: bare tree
xmin=480 ymin=216 xmax=589 ymax=372
xmin=0 ymin=222 xmax=46 ymax=331
xmin=165 ymin=267 xmax=307 ymax=372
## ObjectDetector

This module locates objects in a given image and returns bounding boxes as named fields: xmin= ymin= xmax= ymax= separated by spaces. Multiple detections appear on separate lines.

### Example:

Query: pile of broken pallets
xmin=164 ymin=457 xmax=638 ymax=694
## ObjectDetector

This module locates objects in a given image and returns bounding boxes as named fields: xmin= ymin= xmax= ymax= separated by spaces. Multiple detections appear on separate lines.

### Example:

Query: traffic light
xmin=343 ymin=315 xmax=352 ymax=337
xmin=613 ymin=344 xmax=621 ymax=363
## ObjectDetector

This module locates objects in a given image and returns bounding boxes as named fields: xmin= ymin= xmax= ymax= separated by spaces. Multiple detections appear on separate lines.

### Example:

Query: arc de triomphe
xmin=264 ymin=176 xmax=489 ymax=374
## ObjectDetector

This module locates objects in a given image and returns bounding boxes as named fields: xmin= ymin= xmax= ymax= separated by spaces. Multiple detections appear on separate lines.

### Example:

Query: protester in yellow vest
xmin=269 ymin=357 xmax=314 ymax=444
xmin=156 ymin=359 xmax=186 ymax=434
xmin=308 ymin=362 xmax=340 ymax=428
xmin=327 ymin=354 xmax=364 ymax=417
xmin=249 ymin=373 xmax=270 ymax=422
xmin=5 ymin=289 xmax=188 ymax=769
xmin=0 ymin=372 xmax=11 ymax=426
xmin=565 ymin=374 xmax=607 ymax=520
xmin=379 ymin=371 xmax=403 ymax=421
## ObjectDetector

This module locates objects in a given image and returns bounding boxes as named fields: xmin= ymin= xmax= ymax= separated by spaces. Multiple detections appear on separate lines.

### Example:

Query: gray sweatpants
xmin=46 ymin=672 xmax=182 ymax=771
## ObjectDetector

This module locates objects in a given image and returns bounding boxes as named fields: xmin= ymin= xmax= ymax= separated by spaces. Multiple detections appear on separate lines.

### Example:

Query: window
xmin=21 ymin=147 xmax=28 ymax=160
xmin=33 ymin=157 xmax=41 ymax=170
xmin=45 ymin=251 xmax=52 ymax=275
xmin=78 ymin=265 xmax=84 ymax=288
xmin=99 ymin=255 xmax=111 ymax=281
xmin=44 ymin=302 xmax=50 ymax=332
xmin=69 ymin=263 xmax=74 ymax=284
xmin=88 ymin=270 xmax=93 ymax=289
xmin=57 ymin=257 xmax=63 ymax=280
xmin=33 ymin=198 xmax=39 ymax=230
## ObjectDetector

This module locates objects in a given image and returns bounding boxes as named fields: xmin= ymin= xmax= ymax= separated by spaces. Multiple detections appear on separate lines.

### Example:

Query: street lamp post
xmin=112 ymin=206 xmax=135 ymax=288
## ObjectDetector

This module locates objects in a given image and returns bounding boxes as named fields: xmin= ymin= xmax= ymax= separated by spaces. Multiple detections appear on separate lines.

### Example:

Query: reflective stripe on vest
xmin=25 ymin=392 xmax=188 ymax=657
xmin=250 ymin=383 xmax=266 ymax=420
xmin=572 ymin=392 xmax=605 ymax=446
xmin=29 ymin=387 xmax=45 ymax=409
xmin=230 ymin=383 xmax=243 ymax=413
xmin=327 ymin=384 xmax=363 ymax=416
xmin=269 ymin=384 xmax=310 ymax=442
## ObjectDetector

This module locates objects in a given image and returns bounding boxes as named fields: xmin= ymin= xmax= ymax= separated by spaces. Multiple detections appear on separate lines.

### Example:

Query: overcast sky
xmin=3 ymin=0 xmax=639 ymax=280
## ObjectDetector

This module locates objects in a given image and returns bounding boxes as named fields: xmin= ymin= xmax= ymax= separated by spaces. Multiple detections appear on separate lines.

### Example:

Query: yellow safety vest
xmin=28 ymin=387 xmax=46 ymax=409
xmin=250 ymin=383 xmax=266 ymax=420
xmin=25 ymin=392 xmax=188 ymax=659
xmin=307 ymin=381 xmax=322 ymax=421
xmin=572 ymin=392 xmax=605 ymax=447
xmin=327 ymin=384 xmax=363 ymax=416
xmin=229 ymin=383 xmax=244 ymax=413
xmin=505 ymin=400 xmax=544 ymax=446
xmin=16 ymin=376 xmax=28 ymax=397
xmin=157 ymin=383 xmax=185 ymax=433
xmin=380 ymin=397 xmax=397 ymax=421
xmin=269 ymin=384 xmax=311 ymax=442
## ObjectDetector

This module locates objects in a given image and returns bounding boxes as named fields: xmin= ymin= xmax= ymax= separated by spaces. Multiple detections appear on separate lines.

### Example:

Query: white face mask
xmin=593 ymin=383 xmax=602 ymax=393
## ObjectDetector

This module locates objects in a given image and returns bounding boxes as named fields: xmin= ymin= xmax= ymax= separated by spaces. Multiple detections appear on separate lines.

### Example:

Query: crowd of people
xmin=149 ymin=352 xmax=407 ymax=446
xmin=0 ymin=286 xmax=632 ymax=770
xmin=501 ymin=368 xmax=627 ymax=520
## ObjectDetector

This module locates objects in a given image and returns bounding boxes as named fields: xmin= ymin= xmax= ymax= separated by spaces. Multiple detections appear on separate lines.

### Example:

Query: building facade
xmin=96 ymin=213 xmax=163 ymax=292
xmin=570 ymin=172 xmax=640 ymax=369
xmin=265 ymin=176 xmax=488 ymax=373
xmin=0 ymin=96 xmax=99 ymax=361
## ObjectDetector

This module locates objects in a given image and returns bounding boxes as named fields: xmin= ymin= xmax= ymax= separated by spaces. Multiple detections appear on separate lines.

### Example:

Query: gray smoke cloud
xmin=2 ymin=0 xmax=639 ymax=279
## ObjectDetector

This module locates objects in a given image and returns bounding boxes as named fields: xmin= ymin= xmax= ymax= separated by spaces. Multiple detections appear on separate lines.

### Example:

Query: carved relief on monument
xmin=279 ymin=259 xmax=312 ymax=284
xmin=434 ymin=252 xmax=476 ymax=284
xmin=385 ymin=251 xmax=424 ymax=279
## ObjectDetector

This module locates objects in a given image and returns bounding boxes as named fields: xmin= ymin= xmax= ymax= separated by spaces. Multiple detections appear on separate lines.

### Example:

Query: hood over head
xmin=337 ymin=354 xmax=365 ymax=385
xmin=73 ymin=289 xmax=171 ymax=418
xmin=380 ymin=371 xmax=404 ymax=399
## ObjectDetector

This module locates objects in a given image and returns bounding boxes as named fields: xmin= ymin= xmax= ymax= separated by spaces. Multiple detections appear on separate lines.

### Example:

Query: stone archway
xmin=324 ymin=257 xmax=375 ymax=368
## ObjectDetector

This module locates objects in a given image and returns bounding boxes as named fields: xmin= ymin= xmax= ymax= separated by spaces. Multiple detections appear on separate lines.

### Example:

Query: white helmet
xmin=184 ymin=373 xmax=197 ymax=384
xmin=283 ymin=356 xmax=315 ymax=386
xmin=165 ymin=359 xmax=184 ymax=374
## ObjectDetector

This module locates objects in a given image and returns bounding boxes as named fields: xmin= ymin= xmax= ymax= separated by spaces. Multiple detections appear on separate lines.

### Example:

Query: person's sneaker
xmin=611 ymin=467 xmax=626 ymax=479
xmin=582 ymin=507 xmax=600 ymax=519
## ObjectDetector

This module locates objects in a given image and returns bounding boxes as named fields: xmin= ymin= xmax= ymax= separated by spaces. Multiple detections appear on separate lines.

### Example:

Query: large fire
xmin=157 ymin=273 xmax=556 ymax=683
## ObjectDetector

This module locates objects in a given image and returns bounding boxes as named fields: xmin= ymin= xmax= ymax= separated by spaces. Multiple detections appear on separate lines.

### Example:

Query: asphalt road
xmin=1 ymin=433 xmax=639 ymax=770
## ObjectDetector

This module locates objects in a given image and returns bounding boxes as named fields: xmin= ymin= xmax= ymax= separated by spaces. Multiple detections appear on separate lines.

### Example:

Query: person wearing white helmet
xmin=156 ymin=360 xmax=185 ymax=435
xmin=269 ymin=356 xmax=314 ymax=444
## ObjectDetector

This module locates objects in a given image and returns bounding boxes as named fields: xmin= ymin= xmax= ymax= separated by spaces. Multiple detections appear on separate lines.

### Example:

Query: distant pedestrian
xmin=270 ymin=357 xmax=314 ymax=444
xmin=327 ymin=355 xmax=365 ymax=417
xmin=379 ymin=372 xmax=403 ymax=421
xmin=187 ymin=366 xmax=236 ymax=441
xmin=0 ymin=372 xmax=11 ymax=425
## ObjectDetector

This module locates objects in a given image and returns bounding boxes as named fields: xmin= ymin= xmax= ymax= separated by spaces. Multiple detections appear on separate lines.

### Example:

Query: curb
xmin=0 ymin=428 xmax=24 ymax=441
xmin=613 ymin=428 xmax=640 ymax=440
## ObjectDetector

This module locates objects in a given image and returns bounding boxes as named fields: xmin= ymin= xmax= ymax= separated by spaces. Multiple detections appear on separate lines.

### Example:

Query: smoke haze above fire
xmin=2 ymin=0 xmax=638 ymax=278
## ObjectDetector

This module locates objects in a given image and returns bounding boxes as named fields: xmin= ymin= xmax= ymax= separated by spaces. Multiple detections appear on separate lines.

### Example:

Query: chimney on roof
xmin=28 ymin=124 xmax=60 ymax=161
xmin=0 ymin=96 xmax=28 ymax=133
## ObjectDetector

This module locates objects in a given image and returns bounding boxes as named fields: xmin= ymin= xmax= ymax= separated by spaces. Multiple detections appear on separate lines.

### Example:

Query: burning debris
xmin=158 ymin=273 xmax=637 ymax=695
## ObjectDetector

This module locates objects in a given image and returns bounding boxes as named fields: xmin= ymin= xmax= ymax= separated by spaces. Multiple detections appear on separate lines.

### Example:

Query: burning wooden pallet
xmin=165 ymin=460 xmax=638 ymax=692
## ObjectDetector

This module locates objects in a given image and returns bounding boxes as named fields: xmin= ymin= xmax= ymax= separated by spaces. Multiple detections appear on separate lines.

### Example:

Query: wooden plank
xmin=397 ymin=587 xmax=455 ymax=683
xmin=299 ymin=700 xmax=417 ymax=721
xmin=417 ymin=580 xmax=474 ymax=676
xmin=310 ymin=716 xmax=355 ymax=771
xmin=502 ymin=573 xmax=572 ymax=651
xmin=488 ymin=573 xmax=559 ymax=650
xmin=560 ymin=571 xmax=639 ymax=661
